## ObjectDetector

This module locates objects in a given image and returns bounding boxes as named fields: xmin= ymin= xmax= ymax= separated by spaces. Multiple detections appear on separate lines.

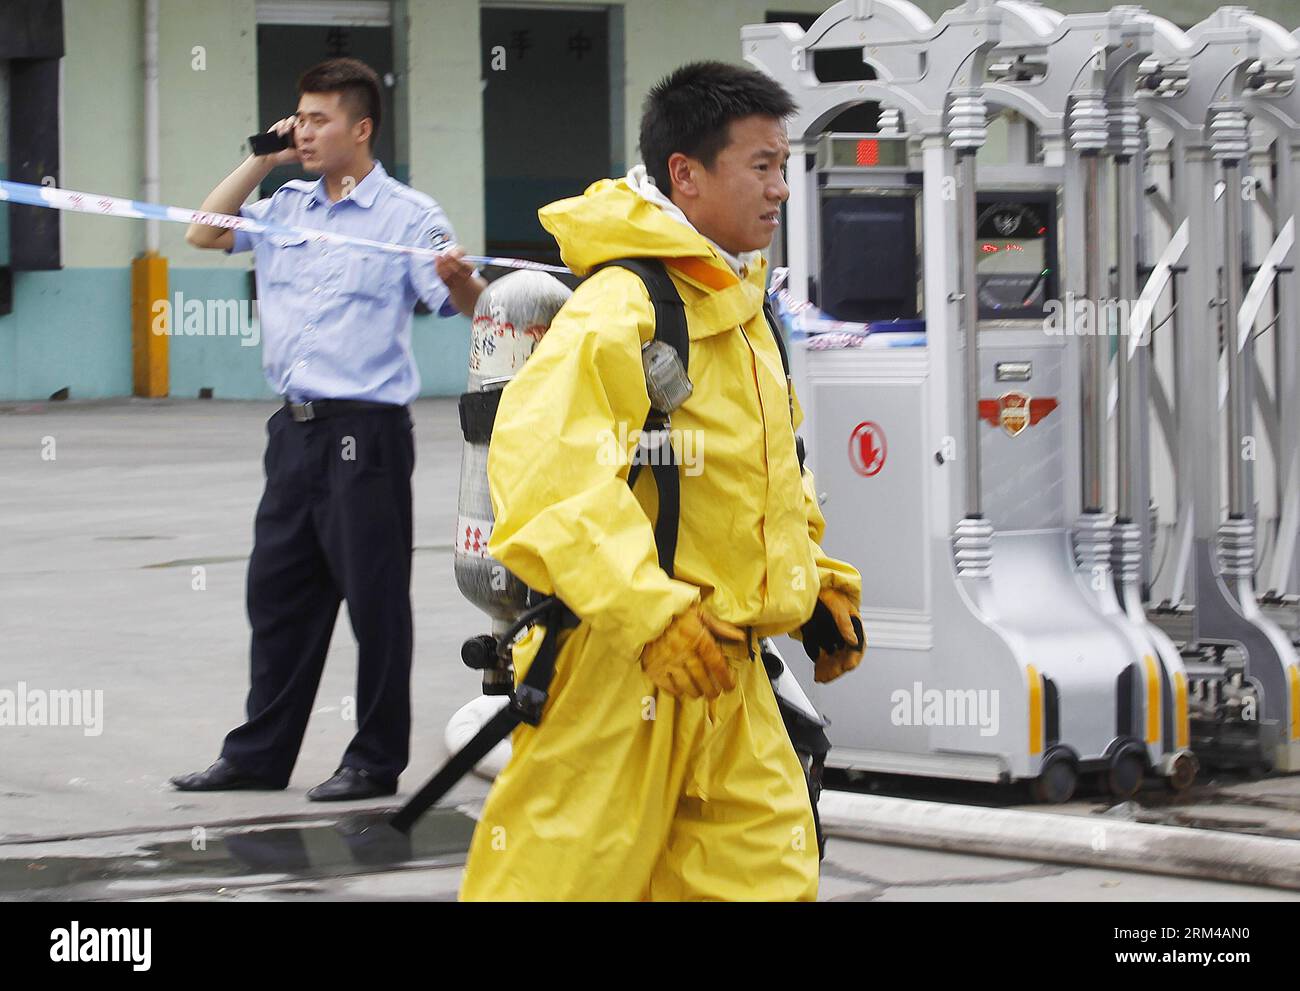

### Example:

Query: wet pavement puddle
xmin=0 ymin=808 xmax=475 ymax=900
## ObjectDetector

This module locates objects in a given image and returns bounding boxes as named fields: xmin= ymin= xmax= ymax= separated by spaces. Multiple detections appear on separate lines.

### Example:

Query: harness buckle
xmin=511 ymin=684 xmax=547 ymax=726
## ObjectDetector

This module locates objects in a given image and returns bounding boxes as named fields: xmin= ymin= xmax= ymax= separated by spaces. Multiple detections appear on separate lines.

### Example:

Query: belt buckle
xmin=298 ymin=400 xmax=315 ymax=422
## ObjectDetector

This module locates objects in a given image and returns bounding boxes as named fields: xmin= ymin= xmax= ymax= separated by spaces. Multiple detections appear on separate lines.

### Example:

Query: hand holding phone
xmin=248 ymin=117 xmax=300 ymax=165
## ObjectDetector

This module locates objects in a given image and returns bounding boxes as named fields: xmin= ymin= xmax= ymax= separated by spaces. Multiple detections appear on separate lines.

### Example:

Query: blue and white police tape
xmin=766 ymin=267 xmax=925 ymax=349
xmin=0 ymin=178 xmax=571 ymax=274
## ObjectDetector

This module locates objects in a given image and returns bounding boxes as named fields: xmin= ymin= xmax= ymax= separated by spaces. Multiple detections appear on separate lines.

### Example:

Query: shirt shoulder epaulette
xmin=384 ymin=180 xmax=441 ymax=216
xmin=275 ymin=178 xmax=318 ymax=196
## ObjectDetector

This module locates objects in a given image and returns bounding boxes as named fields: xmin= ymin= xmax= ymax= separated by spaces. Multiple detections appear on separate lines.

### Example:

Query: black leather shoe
xmin=170 ymin=757 xmax=284 ymax=792
xmin=306 ymin=766 xmax=397 ymax=802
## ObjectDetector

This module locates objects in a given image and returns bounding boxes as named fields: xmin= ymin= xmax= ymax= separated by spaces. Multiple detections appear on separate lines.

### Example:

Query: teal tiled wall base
xmin=411 ymin=311 xmax=471 ymax=397
xmin=0 ymin=269 xmax=133 ymax=401
xmin=167 ymin=270 xmax=276 ymax=401
xmin=0 ymin=267 xmax=473 ymax=402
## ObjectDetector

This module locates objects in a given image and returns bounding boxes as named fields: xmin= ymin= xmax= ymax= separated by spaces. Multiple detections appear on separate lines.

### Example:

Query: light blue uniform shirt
xmin=228 ymin=160 xmax=459 ymax=405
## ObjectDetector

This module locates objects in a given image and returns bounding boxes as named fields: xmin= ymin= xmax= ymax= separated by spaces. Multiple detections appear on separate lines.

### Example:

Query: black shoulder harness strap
xmin=595 ymin=258 xmax=687 ymax=579
xmin=594 ymin=258 xmax=801 ymax=581
xmin=594 ymin=259 xmax=799 ymax=578
xmin=595 ymin=258 xmax=689 ymax=384
xmin=763 ymin=294 xmax=806 ymax=471
xmin=598 ymin=257 xmax=794 ymax=396
xmin=762 ymin=296 xmax=795 ymax=418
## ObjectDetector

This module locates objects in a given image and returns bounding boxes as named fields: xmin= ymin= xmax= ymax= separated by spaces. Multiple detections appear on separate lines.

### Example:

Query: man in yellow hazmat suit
xmin=459 ymin=61 xmax=864 ymax=901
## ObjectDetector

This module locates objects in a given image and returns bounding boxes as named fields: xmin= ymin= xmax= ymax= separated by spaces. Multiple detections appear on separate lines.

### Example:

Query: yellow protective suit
xmin=458 ymin=175 xmax=862 ymax=901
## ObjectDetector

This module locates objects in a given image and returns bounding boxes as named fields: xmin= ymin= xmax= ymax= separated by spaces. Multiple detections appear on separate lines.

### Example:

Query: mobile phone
xmin=249 ymin=128 xmax=294 ymax=156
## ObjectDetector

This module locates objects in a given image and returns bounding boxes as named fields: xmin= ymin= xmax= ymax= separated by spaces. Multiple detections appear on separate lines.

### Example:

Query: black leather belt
xmin=283 ymin=399 xmax=405 ymax=422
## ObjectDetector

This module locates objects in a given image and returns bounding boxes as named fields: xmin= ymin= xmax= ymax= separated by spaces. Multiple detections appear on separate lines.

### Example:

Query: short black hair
xmin=298 ymin=57 xmax=382 ymax=146
xmin=639 ymin=61 xmax=796 ymax=194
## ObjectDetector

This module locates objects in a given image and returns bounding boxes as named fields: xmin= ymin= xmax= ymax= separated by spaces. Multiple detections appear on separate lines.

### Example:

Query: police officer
xmin=173 ymin=57 xmax=485 ymax=801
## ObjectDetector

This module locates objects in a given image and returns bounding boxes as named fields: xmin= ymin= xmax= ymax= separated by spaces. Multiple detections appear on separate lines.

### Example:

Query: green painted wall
xmin=62 ymin=0 xmax=143 ymax=269
xmin=158 ymin=0 xmax=259 ymax=269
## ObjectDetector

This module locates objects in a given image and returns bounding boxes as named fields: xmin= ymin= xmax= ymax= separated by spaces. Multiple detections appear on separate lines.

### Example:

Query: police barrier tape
xmin=0 ymin=178 xmax=571 ymax=274
xmin=0 ymin=178 xmax=926 ymax=343
xmin=767 ymin=266 xmax=926 ymax=349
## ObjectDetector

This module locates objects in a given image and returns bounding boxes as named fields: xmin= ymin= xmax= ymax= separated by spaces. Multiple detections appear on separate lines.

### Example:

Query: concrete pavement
xmin=0 ymin=397 xmax=493 ymax=843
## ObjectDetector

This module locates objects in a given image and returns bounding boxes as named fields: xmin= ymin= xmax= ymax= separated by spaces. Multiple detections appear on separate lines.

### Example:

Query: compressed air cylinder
xmin=454 ymin=270 xmax=573 ymax=622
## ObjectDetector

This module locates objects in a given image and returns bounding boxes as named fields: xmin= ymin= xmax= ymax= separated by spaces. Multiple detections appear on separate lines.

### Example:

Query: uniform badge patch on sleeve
xmin=426 ymin=225 xmax=453 ymax=250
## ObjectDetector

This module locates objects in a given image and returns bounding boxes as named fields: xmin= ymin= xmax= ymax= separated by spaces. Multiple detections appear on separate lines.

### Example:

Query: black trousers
xmin=221 ymin=405 xmax=415 ymax=786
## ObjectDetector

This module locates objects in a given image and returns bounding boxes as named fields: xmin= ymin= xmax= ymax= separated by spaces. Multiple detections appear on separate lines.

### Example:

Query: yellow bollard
xmin=132 ymin=252 xmax=169 ymax=397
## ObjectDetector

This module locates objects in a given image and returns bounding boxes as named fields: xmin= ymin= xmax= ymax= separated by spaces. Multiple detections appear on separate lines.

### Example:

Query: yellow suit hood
xmin=539 ymin=177 xmax=769 ymax=339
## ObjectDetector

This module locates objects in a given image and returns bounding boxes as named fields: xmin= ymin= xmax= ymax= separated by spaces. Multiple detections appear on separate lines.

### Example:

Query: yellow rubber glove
xmin=806 ymin=587 xmax=866 ymax=684
xmin=640 ymin=603 xmax=748 ymax=699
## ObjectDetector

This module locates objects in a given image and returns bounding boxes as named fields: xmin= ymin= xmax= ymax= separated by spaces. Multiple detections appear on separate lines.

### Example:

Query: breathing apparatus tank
xmin=453 ymin=270 xmax=573 ymax=693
